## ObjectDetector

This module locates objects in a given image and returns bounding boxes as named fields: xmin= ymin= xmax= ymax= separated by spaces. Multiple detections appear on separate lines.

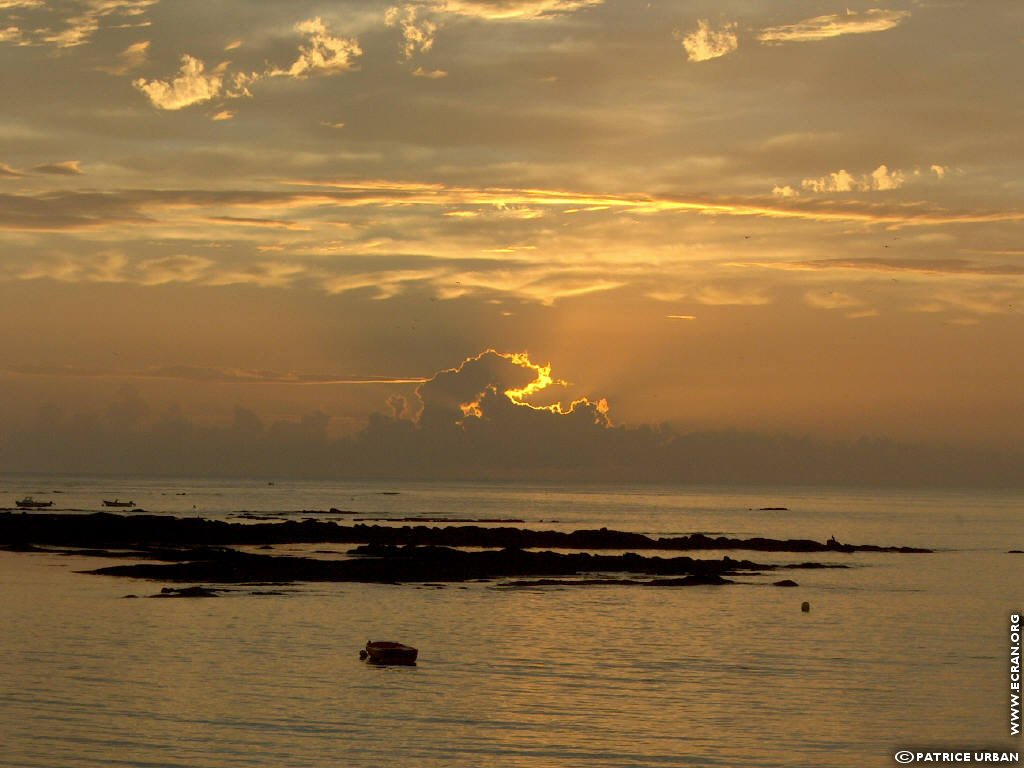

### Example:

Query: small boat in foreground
xmin=102 ymin=499 xmax=136 ymax=508
xmin=15 ymin=497 xmax=53 ymax=509
xmin=360 ymin=641 xmax=418 ymax=665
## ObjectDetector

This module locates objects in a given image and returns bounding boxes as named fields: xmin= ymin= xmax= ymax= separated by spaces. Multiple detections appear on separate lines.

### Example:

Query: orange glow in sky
xmin=1 ymin=1 xmax=1022 ymax=482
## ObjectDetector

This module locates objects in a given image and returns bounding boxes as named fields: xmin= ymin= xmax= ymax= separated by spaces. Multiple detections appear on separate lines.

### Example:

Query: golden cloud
xmin=134 ymin=18 xmax=361 ymax=111
xmin=288 ymin=178 xmax=1024 ymax=227
xmin=677 ymin=19 xmax=739 ymax=62
xmin=432 ymin=0 xmax=602 ymax=21
xmin=133 ymin=54 xmax=223 ymax=110
xmin=3 ymin=0 xmax=156 ymax=49
xmin=786 ymin=164 xmax=942 ymax=196
xmin=385 ymin=5 xmax=438 ymax=59
xmin=757 ymin=9 xmax=909 ymax=43
xmin=277 ymin=17 xmax=362 ymax=78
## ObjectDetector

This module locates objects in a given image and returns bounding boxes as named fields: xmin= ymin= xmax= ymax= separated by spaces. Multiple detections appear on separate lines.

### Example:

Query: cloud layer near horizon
xmin=4 ymin=349 xmax=1020 ymax=487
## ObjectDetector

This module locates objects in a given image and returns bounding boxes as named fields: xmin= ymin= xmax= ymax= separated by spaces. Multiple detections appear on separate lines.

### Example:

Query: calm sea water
xmin=1 ymin=476 xmax=1021 ymax=767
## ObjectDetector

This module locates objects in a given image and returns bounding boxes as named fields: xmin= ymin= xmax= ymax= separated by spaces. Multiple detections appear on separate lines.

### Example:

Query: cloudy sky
xmin=1 ymin=0 xmax=1022 ymax=483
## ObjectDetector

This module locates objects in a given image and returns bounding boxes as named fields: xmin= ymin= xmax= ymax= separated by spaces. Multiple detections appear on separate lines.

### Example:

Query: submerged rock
xmin=499 ymin=574 xmax=735 ymax=588
xmin=151 ymin=585 xmax=220 ymax=598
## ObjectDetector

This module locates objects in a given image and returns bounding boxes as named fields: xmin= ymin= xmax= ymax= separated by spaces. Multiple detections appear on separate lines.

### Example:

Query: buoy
xmin=801 ymin=601 xmax=811 ymax=612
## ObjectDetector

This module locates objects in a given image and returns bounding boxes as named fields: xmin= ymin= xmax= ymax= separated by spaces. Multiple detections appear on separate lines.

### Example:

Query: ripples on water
xmin=1 ymin=479 xmax=1021 ymax=766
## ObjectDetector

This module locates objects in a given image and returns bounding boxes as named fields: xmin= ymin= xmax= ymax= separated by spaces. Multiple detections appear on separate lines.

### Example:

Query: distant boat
xmin=360 ymin=641 xmax=418 ymax=665
xmin=15 ymin=497 xmax=53 ymax=509
xmin=102 ymin=499 xmax=136 ymax=508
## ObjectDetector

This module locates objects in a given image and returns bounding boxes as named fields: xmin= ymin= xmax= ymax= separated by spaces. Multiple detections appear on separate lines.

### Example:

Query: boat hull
xmin=362 ymin=641 xmax=418 ymax=665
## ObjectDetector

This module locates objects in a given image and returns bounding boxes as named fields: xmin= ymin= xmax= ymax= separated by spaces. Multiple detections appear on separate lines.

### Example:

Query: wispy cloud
xmin=0 ymin=190 xmax=152 ymax=230
xmin=32 ymin=160 xmax=84 ymax=176
xmin=204 ymin=215 xmax=305 ymax=230
xmin=412 ymin=66 xmax=447 ymax=78
xmin=2 ymin=177 xmax=1022 ymax=243
xmin=8 ymin=251 xmax=213 ymax=285
xmin=291 ymin=178 xmax=1022 ymax=227
xmin=97 ymin=39 xmax=150 ymax=75
xmin=786 ymin=257 xmax=1024 ymax=278
xmin=733 ymin=258 xmax=1024 ymax=283
xmin=0 ymin=162 xmax=22 ymax=178
xmin=4 ymin=363 xmax=429 ymax=386
xmin=757 ymin=8 xmax=910 ymax=43
xmin=274 ymin=17 xmax=362 ymax=78
xmin=695 ymin=286 xmax=772 ymax=306
xmin=677 ymin=19 xmax=738 ymax=62
xmin=134 ymin=18 xmax=362 ymax=111
xmin=1 ymin=0 xmax=156 ymax=49
xmin=386 ymin=5 xmax=438 ymax=59
xmin=432 ymin=0 xmax=603 ymax=21
xmin=803 ymin=289 xmax=874 ymax=318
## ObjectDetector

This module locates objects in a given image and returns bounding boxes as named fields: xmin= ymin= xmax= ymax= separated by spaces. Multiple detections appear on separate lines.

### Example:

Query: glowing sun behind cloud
xmin=416 ymin=349 xmax=610 ymax=428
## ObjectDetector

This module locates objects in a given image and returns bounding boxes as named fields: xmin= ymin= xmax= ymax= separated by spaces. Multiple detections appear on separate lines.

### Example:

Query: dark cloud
xmin=0 ymin=190 xmax=150 ymax=230
xmin=4 ymin=350 xmax=1021 ymax=487
xmin=1 ymin=363 xmax=426 ymax=385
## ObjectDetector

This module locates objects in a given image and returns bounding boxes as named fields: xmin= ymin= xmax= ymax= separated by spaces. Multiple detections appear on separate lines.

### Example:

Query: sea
xmin=1 ymin=475 xmax=1021 ymax=768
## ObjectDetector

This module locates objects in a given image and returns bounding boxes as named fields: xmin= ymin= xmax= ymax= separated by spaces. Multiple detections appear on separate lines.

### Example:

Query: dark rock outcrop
xmin=0 ymin=511 xmax=928 ymax=588
xmin=0 ymin=512 xmax=932 ymax=553
xmin=86 ymin=544 xmax=769 ymax=585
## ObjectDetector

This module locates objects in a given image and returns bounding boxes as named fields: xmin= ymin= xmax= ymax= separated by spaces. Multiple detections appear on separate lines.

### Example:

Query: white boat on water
xmin=102 ymin=499 xmax=136 ymax=508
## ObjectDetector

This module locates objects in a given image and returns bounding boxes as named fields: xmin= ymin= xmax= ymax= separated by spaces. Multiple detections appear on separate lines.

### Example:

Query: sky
xmin=1 ymin=0 xmax=1022 ymax=484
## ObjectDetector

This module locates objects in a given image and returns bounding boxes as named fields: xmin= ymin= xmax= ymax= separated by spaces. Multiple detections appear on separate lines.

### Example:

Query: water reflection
xmin=1 ymin=487 xmax=1022 ymax=766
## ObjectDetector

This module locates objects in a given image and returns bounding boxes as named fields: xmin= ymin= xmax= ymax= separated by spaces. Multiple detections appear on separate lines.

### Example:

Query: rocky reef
xmin=0 ymin=511 xmax=931 ymax=552
xmin=0 ymin=511 xmax=929 ymax=588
